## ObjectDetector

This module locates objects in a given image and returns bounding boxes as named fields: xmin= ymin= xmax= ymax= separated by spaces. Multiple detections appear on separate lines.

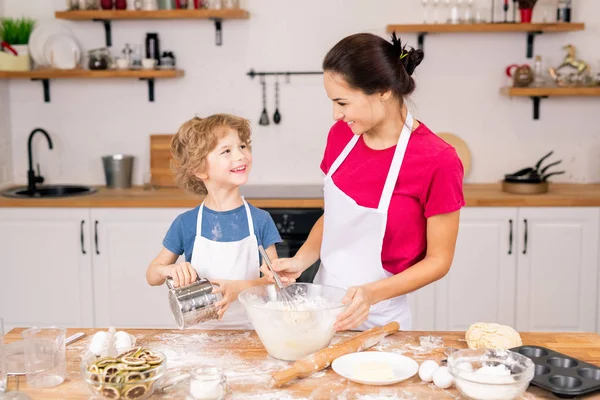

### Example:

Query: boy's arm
xmin=146 ymin=247 xmax=196 ymax=287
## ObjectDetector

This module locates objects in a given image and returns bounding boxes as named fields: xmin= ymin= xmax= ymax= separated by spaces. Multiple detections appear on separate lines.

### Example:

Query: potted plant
xmin=517 ymin=0 xmax=538 ymax=23
xmin=0 ymin=16 xmax=36 ymax=64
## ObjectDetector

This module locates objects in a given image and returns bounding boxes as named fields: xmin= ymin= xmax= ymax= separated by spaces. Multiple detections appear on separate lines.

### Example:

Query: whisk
xmin=258 ymin=245 xmax=298 ymax=311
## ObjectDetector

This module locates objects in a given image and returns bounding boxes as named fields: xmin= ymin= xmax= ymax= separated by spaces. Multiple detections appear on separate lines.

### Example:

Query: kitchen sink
xmin=1 ymin=185 xmax=97 ymax=199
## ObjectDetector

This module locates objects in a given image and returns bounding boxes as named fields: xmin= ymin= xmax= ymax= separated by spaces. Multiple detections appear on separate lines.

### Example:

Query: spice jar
xmin=88 ymin=48 xmax=111 ymax=70
xmin=188 ymin=367 xmax=230 ymax=400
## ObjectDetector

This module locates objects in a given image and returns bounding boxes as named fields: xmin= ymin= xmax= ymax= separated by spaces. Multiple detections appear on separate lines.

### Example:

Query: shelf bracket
xmin=530 ymin=95 xmax=548 ymax=120
xmin=417 ymin=32 xmax=427 ymax=51
xmin=139 ymin=78 xmax=155 ymax=102
xmin=31 ymin=78 xmax=50 ymax=103
xmin=93 ymin=19 xmax=112 ymax=47
xmin=526 ymin=31 xmax=542 ymax=59
xmin=212 ymin=19 xmax=223 ymax=46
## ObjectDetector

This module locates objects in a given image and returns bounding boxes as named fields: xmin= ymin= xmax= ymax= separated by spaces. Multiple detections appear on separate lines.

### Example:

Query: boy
xmin=146 ymin=114 xmax=281 ymax=329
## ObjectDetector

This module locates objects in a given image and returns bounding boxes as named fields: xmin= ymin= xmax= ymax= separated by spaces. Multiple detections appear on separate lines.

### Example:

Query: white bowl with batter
xmin=238 ymin=283 xmax=347 ymax=361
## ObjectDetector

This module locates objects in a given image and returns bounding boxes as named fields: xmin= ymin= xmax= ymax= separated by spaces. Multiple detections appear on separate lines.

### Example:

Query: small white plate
xmin=332 ymin=351 xmax=419 ymax=386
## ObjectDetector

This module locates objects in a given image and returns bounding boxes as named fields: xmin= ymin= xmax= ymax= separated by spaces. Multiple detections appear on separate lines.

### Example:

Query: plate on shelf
xmin=43 ymin=32 xmax=81 ymax=69
xmin=29 ymin=22 xmax=75 ymax=68
xmin=331 ymin=351 xmax=419 ymax=386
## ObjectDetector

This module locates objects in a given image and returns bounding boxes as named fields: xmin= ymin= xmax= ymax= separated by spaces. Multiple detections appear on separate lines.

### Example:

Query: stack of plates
xmin=29 ymin=22 xmax=82 ymax=70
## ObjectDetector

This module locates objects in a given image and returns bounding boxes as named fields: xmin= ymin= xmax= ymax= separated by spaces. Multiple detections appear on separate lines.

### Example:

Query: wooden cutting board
xmin=150 ymin=134 xmax=177 ymax=188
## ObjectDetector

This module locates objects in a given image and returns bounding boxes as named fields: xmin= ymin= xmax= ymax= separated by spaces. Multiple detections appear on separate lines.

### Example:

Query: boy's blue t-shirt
xmin=163 ymin=203 xmax=282 ymax=263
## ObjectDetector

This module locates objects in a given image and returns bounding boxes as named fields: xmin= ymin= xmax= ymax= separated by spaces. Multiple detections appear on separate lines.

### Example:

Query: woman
xmin=263 ymin=33 xmax=465 ymax=331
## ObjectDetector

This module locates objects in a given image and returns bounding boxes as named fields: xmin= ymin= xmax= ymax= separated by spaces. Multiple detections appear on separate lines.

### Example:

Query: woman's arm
xmin=265 ymin=215 xmax=324 ymax=282
xmin=334 ymin=210 xmax=460 ymax=330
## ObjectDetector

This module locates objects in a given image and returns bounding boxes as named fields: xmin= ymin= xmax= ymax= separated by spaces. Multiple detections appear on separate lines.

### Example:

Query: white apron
xmin=190 ymin=198 xmax=259 ymax=330
xmin=315 ymin=113 xmax=415 ymax=331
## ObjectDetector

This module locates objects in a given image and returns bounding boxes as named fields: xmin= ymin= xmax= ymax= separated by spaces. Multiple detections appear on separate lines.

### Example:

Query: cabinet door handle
xmin=94 ymin=220 xmax=100 ymax=255
xmin=80 ymin=220 xmax=86 ymax=255
xmin=522 ymin=219 xmax=528 ymax=255
xmin=508 ymin=219 xmax=513 ymax=255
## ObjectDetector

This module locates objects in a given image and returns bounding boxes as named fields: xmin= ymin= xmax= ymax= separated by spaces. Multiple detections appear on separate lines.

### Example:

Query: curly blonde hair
xmin=170 ymin=114 xmax=252 ymax=195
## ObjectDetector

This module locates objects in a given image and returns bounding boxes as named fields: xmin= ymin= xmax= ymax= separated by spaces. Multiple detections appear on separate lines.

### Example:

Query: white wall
xmin=0 ymin=0 xmax=13 ymax=185
xmin=3 ymin=0 xmax=600 ymax=186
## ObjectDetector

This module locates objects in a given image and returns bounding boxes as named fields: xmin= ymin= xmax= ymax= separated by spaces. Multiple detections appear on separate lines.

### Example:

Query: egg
xmin=89 ymin=331 xmax=108 ymax=355
xmin=433 ymin=366 xmax=454 ymax=389
xmin=418 ymin=360 xmax=439 ymax=382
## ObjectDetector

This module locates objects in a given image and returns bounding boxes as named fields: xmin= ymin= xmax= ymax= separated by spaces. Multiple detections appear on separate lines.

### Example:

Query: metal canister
xmin=166 ymin=277 xmax=222 ymax=329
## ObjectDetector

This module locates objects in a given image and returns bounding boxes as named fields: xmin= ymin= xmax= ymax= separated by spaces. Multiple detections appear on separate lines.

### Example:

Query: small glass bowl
xmin=447 ymin=348 xmax=535 ymax=400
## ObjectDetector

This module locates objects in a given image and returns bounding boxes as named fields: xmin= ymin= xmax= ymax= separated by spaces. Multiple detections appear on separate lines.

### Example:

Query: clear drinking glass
xmin=188 ymin=367 xmax=230 ymax=400
xmin=421 ymin=0 xmax=429 ymax=23
xmin=432 ymin=0 xmax=440 ymax=23
xmin=21 ymin=328 xmax=66 ymax=389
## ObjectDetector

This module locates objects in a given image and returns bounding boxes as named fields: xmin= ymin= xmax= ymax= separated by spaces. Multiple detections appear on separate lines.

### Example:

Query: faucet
xmin=27 ymin=128 xmax=53 ymax=194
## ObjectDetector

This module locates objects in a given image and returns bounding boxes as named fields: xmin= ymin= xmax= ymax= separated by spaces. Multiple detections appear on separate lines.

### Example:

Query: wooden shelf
xmin=0 ymin=68 xmax=185 ymax=102
xmin=386 ymin=22 xmax=585 ymax=58
xmin=54 ymin=9 xmax=249 ymax=20
xmin=386 ymin=22 xmax=584 ymax=33
xmin=0 ymin=68 xmax=184 ymax=79
xmin=500 ymin=86 xmax=600 ymax=120
xmin=55 ymin=9 xmax=249 ymax=46
xmin=501 ymin=86 xmax=600 ymax=97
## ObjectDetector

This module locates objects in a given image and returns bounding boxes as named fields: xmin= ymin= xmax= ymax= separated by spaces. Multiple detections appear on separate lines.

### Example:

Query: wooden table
xmin=4 ymin=329 xmax=600 ymax=399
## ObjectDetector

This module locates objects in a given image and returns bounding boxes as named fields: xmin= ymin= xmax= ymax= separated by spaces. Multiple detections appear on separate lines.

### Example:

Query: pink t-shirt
xmin=320 ymin=120 xmax=465 ymax=275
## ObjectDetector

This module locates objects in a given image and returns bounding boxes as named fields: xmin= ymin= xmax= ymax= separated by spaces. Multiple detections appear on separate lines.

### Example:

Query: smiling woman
xmin=262 ymin=33 xmax=465 ymax=332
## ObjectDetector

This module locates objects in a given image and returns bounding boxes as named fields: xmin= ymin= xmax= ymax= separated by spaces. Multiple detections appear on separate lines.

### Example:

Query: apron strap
xmin=196 ymin=201 xmax=205 ymax=234
xmin=241 ymin=197 xmax=255 ymax=237
xmin=327 ymin=134 xmax=360 ymax=177
xmin=378 ymin=112 xmax=414 ymax=212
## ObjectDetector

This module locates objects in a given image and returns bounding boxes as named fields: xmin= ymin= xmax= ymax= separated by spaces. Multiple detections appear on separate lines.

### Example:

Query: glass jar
xmin=222 ymin=0 xmax=239 ymax=8
xmin=188 ymin=367 xmax=229 ymax=400
xmin=88 ymin=48 xmax=111 ymax=70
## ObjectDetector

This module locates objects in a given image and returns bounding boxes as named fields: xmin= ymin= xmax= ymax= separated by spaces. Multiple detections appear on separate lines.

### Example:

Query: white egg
xmin=433 ymin=366 xmax=454 ymax=389
xmin=89 ymin=331 xmax=108 ymax=355
xmin=418 ymin=360 xmax=439 ymax=382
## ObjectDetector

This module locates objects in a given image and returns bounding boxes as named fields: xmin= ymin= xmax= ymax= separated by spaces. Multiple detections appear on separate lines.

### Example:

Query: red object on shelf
xmin=115 ymin=0 xmax=127 ymax=9
xmin=100 ymin=0 xmax=114 ymax=9
xmin=520 ymin=8 xmax=533 ymax=23
xmin=193 ymin=0 xmax=203 ymax=9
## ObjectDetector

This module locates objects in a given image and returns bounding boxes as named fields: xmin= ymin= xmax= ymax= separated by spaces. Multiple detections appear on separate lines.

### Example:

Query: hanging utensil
xmin=273 ymin=76 xmax=281 ymax=124
xmin=259 ymin=75 xmax=270 ymax=126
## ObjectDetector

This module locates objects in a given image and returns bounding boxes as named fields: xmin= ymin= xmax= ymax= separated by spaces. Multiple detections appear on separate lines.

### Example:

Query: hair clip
xmin=400 ymin=52 xmax=408 ymax=60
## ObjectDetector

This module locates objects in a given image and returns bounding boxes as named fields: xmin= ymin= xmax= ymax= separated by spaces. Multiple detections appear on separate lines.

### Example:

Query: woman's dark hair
xmin=322 ymin=33 xmax=424 ymax=101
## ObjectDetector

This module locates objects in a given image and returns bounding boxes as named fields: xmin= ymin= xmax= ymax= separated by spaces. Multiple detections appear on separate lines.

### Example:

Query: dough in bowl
xmin=465 ymin=322 xmax=522 ymax=350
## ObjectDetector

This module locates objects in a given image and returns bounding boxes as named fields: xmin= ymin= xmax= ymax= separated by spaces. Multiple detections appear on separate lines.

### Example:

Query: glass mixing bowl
xmin=238 ymin=283 xmax=347 ymax=361
xmin=448 ymin=348 xmax=535 ymax=400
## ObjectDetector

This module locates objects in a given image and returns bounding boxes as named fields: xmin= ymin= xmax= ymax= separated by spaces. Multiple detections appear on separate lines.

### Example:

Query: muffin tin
xmin=511 ymin=345 xmax=600 ymax=398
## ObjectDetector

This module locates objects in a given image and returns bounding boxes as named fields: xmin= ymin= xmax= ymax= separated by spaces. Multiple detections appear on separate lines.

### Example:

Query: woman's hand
xmin=157 ymin=262 xmax=197 ymax=288
xmin=211 ymin=280 xmax=248 ymax=320
xmin=334 ymin=286 xmax=375 ymax=331
xmin=259 ymin=257 xmax=305 ymax=284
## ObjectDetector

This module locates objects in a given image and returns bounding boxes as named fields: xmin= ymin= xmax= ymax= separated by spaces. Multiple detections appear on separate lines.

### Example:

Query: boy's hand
xmin=158 ymin=262 xmax=197 ymax=288
xmin=211 ymin=280 xmax=248 ymax=320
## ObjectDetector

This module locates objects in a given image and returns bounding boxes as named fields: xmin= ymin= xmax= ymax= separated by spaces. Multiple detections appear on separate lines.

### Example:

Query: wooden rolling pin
xmin=271 ymin=321 xmax=400 ymax=387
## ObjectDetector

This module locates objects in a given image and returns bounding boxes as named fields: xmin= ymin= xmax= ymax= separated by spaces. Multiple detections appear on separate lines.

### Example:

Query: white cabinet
xmin=91 ymin=209 xmax=186 ymax=328
xmin=0 ymin=208 xmax=94 ymax=328
xmin=516 ymin=208 xmax=600 ymax=332
xmin=0 ymin=207 xmax=186 ymax=329
xmin=435 ymin=208 xmax=518 ymax=331
xmin=430 ymin=207 xmax=599 ymax=332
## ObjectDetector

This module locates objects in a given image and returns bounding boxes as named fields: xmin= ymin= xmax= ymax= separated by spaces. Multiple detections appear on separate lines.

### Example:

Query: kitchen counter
xmin=0 ymin=183 xmax=600 ymax=208
xmin=4 ymin=328 xmax=600 ymax=399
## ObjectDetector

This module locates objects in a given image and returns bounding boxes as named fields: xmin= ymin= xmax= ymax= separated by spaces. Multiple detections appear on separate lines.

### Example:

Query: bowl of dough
xmin=81 ymin=346 xmax=167 ymax=400
xmin=447 ymin=348 xmax=535 ymax=400
xmin=238 ymin=283 xmax=347 ymax=361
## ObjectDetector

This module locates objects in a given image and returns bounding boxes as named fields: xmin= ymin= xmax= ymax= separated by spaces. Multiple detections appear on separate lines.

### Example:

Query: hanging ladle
xmin=259 ymin=75 xmax=270 ymax=126
xmin=273 ymin=76 xmax=281 ymax=124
